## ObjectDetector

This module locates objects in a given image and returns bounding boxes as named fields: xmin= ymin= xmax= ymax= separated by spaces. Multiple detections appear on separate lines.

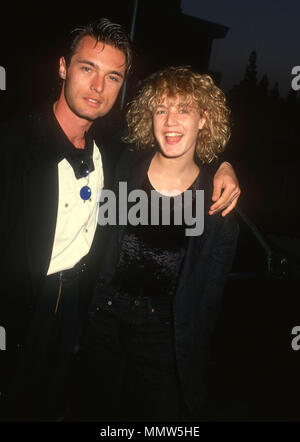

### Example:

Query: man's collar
xmin=63 ymin=129 xmax=95 ymax=179
xmin=31 ymin=103 xmax=95 ymax=178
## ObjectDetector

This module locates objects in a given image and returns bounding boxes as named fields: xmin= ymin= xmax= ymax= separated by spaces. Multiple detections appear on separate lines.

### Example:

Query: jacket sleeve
xmin=90 ymin=147 xmax=136 ymax=283
xmin=202 ymin=212 xmax=239 ymax=330
xmin=203 ymin=152 xmax=232 ymax=177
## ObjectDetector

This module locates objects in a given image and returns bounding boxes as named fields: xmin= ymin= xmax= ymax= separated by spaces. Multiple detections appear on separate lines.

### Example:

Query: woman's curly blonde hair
xmin=124 ymin=66 xmax=231 ymax=163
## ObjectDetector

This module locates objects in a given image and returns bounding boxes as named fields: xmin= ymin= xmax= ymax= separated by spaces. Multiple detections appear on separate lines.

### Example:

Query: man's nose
xmin=91 ymin=73 xmax=104 ymax=93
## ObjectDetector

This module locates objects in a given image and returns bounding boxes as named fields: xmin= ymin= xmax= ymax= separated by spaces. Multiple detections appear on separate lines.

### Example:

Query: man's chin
xmin=68 ymin=102 xmax=105 ymax=122
xmin=75 ymin=109 xmax=102 ymax=122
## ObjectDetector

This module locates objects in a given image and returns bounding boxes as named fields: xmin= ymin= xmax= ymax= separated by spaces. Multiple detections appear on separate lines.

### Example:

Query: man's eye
xmin=109 ymin=75 xmax=120 ymax=82
xmin=156 ymin=110 xmax=166 ymax=114
xmin=81 ymin=66 xmax=92 ymax=72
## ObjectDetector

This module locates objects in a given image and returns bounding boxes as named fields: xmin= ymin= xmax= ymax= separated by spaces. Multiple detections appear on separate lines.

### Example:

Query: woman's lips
xmin=164 ymin=132 xmax=183 ymax=144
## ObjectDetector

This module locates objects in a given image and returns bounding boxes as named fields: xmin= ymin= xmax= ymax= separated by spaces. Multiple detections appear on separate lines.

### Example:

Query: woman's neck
xmin=147 ymin=152 xmax=200 ymax=195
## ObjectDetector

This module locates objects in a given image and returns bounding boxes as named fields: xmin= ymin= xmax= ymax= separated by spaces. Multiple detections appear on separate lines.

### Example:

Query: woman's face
xmin=152 ymin=95 xmax=206 ymax=160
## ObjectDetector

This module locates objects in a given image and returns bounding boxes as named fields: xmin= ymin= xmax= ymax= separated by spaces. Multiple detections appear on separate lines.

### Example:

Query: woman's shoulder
xmin=193 ymin=166 xmax=239 ymax=237
xmin=115 ymin=146 xmax=155 ymax=178
xmin=118 ymin=145 xmax=155 ymax=163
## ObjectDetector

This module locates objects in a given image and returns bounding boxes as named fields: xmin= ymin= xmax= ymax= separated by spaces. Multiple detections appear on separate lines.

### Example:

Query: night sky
xmin=1 ymin=1 xmax=298 ymax=102
xmin=181 ymin=0 xmax=300 ymax=97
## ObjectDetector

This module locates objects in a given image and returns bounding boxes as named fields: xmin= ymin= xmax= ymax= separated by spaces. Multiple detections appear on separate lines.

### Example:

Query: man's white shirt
xmin=47 ymin=141 xmax=103 ymax=275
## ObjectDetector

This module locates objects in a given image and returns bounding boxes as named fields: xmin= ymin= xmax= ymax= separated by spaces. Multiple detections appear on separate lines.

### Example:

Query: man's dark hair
xmin=65 ymin=18 xmax=133 ymax=75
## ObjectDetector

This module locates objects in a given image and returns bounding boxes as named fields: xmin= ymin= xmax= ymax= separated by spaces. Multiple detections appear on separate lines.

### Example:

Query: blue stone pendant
xmin=80 ymin=185 xmax=92 ymax=200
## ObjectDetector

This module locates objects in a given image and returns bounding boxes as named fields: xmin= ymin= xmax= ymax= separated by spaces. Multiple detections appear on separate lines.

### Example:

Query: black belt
xmin=94 ymin=281 xmax=172 ymax=325
xmin=47 ymin=257 xmax=87 ymax=282
xmin=45 ymin=258 xmax=88 ymax=314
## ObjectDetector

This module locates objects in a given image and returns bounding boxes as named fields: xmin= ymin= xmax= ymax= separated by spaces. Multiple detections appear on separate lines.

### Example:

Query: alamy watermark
xmin=97 ymin=182 xmax=204 ymax=236
xmin=0 ymin=326 xmax=6 ymax=351
xmin=291 ymin=326 xmax=300 ymax=351
xmin=0 ymin=65 xmax=6 ymax=90
xmin=291 ymin=66 xmax=300 ymax=91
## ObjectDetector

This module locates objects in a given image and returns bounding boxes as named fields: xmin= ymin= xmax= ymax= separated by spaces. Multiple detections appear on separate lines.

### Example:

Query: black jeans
xmin=74 ymin=302 xmax=185 ymax=421
xmin=3 ymin=270 xmax=82 ymax=421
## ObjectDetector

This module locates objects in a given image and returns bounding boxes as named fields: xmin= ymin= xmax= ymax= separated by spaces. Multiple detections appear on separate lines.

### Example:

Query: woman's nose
xmin=165 ymin=111 xmax=177 ymax=126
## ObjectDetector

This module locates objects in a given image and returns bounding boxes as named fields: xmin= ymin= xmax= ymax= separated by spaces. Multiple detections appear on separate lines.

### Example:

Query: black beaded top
xmin=111 ymin=173 xmax=200 ymax=304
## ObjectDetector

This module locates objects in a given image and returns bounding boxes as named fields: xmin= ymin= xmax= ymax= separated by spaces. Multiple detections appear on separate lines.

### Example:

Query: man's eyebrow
xmin=77 ymin=59 xmax=96 ymax=67
xmin=77 ymin=59 xmax=124 ymax=78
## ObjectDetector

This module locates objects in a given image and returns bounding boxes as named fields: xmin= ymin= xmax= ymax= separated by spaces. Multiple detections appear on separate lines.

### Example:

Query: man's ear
xmin=59 ymin=57 xmax=67 ymax=80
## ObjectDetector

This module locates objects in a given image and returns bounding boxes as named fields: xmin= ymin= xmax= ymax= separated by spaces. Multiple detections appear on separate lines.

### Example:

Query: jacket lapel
xmin=23 ymin=133 xmax=59 ymax=293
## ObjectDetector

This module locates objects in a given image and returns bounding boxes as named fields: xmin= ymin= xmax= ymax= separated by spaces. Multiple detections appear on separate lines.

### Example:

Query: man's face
xmin=59 ymin=36 xmax=126 ymax=121
xmin=153 ymin=95 xmax=206 ymax=160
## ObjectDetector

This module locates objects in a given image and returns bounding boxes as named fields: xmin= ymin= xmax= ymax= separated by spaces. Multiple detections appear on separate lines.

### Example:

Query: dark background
xmin=0 ymin=0 xmax=299 ymax=421
xmin=0 ymin=0 xmax=299 ymax=234
xmin=182 ymin=0 xmax=300 ymax=97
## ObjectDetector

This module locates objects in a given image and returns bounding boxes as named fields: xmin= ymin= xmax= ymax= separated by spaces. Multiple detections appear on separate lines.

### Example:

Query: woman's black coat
xmin=93 ymin=147 xmax=239 ymax=417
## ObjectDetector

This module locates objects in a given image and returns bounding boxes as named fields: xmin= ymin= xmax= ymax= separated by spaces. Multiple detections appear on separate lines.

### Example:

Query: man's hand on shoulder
xmin=209 ymin=161 xmax=241 ymax=217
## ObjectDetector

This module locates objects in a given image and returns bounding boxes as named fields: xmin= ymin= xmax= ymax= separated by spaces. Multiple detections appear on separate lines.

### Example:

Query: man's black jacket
xmin=0 ymin=105 xmax=122 ymax=391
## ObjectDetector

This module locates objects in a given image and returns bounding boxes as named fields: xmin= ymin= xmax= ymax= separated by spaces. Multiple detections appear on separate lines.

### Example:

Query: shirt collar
xmin=31 ymin=103 xmax=95 ymax=179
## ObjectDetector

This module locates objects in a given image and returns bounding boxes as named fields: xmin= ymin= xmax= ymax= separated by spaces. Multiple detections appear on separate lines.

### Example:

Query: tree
xmin=258 ymin=73 xmax=269 ymax=97
xmin=270 ymin=82 xmax=280 ymax=101
xmin=241 ymin=50 xmax=257 ymax=91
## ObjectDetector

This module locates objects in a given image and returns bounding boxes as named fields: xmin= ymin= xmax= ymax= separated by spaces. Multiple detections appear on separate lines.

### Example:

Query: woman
xmin=76 ymin=66 xmax=239 ymax=421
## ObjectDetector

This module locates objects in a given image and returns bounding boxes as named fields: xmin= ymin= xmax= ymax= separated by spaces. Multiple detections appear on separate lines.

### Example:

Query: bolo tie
xmin=79 ymin=159 xmax=92 ymax=201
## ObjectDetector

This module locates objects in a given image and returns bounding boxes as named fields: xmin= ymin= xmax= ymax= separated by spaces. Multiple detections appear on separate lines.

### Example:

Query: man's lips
xmin=84 ymin=97 xmax=102 ymax=107
xmin=164 ymin=132 xmax=183 ymax=144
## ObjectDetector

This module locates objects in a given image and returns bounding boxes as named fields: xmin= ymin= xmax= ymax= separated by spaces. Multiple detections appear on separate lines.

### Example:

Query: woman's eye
xmin=179 ymin=108 xmax=189 ymax=114
xmin=156 ymin=110 xmax=166 ymax=114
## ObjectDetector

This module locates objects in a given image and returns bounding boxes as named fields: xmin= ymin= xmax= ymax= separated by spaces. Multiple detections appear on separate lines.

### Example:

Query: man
xmin=0 ymin=18 xmax=240 ymax=421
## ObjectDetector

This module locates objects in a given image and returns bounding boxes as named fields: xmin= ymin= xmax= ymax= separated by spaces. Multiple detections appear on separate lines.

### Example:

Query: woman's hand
xmin=209 ymin=162 xmax=241 ymax=216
